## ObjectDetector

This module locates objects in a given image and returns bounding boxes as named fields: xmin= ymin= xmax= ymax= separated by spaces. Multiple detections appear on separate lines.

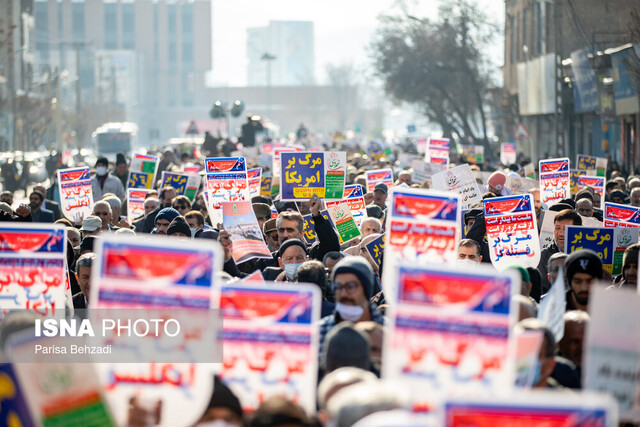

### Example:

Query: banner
xmin=500 ymin=142 xmax=517 ymax=165
xmin=383 ymin=262 xmax=518 ymax=403
xmin=584 ymin=285 xmax=640 ymax=422
xmin=205 ymin=157 xmax=250 ymax=226
xmin=365 ymin=169 xmax=394 ymax=193
xmin=280 ymin=151 xmax=346 ymax=201
xmin=222 ymin=201 xmax=272 ymax=263
xmin=247 ymin=167 xmax=262 ymax=198
xmin=484 ymin=194 xmax=541 ymax=269
xmin=365 ymin=234 xmax=385 ymax=270
xmin=432 ymin=164 xmax=481 ymax=210
xmin=58 ymin=166 xmax=93 ymax=224
xmin=0 ymin=224 xmax=67 ymax=316
xmin=128 ymin=153 xmax=158 ymax=189
xmin=539 ymin=158 xmax=570 ymax=207
xmin=127 ymin=188 xmax=150 ymax=224
xmin=426 ymin=137 xmax=450 ymax=166
xmin=385 ymin=188 xmax=460 ymax=265
xmin=443 ymin=392 xmax=618 ymax=426
xmin=537 ymin=271 xmax=566 ymax=342
xmin=160 ymin=171 xmax=202 ymax=202
xmin=326 ymin=202 xmax=361 ymax=243
xmin=218 ymin=283 xmax=321 ymax=413
xmin=577 ymin=154 xmax=607 ymax=177
xmin=325 ymin=184 xmax=367 ymax=229
xmin=565 ymin=225 xmax=638 ymax=274
xmin=604 ymin=202 xmax=640 ymax=228
xmin=577 ymin=175 xmax=605 ymax=209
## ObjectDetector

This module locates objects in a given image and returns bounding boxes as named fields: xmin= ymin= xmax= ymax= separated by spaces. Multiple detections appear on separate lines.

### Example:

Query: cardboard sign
xmin=383 ymin=262 xmax=518 ymax=403
xmin=386 ymin=188 xmax=460 ymax=264
xmin=537 ymin=271 xmax=566 ymax=342
xmin=128 ymin=153 xmax=158 ymax=189
xmin=432 ymin=164 xmax=481 ymax=210
xmin=247 ymin=167 xmax=262 ymax=198
xmin=539 ymin=158 xmax=570 ymax=207
xmin=500 ymin=142 xmax=517 ymax=165
xmin=426 ymin=137 xmax=450 ymax=166
xmin=326 ymin=202 xmax=361 ymax=243
xmin=484 ymin=194 xmax=541 ymax=269
xmin=58 ymin=166 xmax=93 ymax=224
xmin=218 ymin=283 xmax=321 ymax=414
xmin=443 ymin=392 xmax=618 ymax=426
xmin=577 ymin=154 xmax=607 ymax=177
xmin=0 ymin=224 xmax=67 ymax=317
xmin=325 ymin=184 xmax=368 ymax=228
xmin=222 ymin=201 xmax=272 ymax=264
xmin=127 ymin=188 xmax=151 ymax=223
xmin=365 ymin=168 xmax=394 ymax=193
xmin=280 ymin=151 xmax=346 ymax=201
xmin=365 ymin=234 xmax=385 ymax=270
xmin=577 ymin=176 xmax=605 ymax=209
xmin=205 ymin=157 xmax=250 ymax=226
xmin=160 ymin=171 xmax=201 ymax=202
xmin=584 ymin=285 xmax=640 ymax=422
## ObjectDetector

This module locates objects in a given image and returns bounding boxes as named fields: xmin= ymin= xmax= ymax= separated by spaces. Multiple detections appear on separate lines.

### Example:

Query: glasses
xmin=94 ymin=212 xmax=109 ymax=216
xmin=332 ymin=281 xmax=360 ymax=294
xmin=173 ymin=205 xmax=188 ymax=210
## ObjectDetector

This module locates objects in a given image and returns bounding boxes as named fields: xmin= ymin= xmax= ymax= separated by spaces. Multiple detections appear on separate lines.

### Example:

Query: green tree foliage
xmin=370 ymin=0 xmax=498 ymax=143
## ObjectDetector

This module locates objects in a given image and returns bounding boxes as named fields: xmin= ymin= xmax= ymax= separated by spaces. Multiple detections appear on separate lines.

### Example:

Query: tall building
xmin=503 ymin=0 xmax=639 ymax=169
xmin=247 ymin=21 xmax=315 ymax=87
xmin=32 ymin=0 xmax=212 ymax=145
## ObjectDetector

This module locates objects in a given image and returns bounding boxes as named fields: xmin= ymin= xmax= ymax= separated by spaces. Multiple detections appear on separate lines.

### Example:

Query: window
xmin=35 ymin=2 xmax=49 ymax=62
xmin=105 ymin=3 xmax=117 ymax=49
xmin=122 ymin=3 xmax=135 ymax=49
xmin=72 ymin=3 xmax=84 ymax=42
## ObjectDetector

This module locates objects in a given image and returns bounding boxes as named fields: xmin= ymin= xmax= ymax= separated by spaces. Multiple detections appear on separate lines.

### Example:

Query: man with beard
xmin=565 ymin=249 xmax=603 ymax=312
xmin=28 ymin=191 xmax=54 ymax=223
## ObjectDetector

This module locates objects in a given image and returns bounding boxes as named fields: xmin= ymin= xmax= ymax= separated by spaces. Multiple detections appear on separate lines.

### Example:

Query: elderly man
xmin=359 ymin=217 xmax=382 ymax=238
xmin=630 ymin=187 xmax=640 ymax=207
xmin=547 ymin=252 xmax=568 ymax=289
xmin=457 ymin=238 xmax=482 ymax=266
xmin=92 ymin=200 xmax=118 ymax=232
xmin=558 ymin=311 xmax=589 ymax=378
xmin=575 ymin=198 xmax=593 ymax=217
xmin=73 ymin=253 xmax=97 ymax=309
xmin=395 ymin=171 xmax=412 ymax=186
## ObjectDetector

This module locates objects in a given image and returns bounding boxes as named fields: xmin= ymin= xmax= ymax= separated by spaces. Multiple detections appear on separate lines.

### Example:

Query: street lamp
xmin=261 ymin=52 xmax=276 ymax=118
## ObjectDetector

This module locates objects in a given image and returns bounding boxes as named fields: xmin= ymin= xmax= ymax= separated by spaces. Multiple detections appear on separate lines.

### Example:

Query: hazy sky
xmin=211 ymin=0 xmax=505 ymax=87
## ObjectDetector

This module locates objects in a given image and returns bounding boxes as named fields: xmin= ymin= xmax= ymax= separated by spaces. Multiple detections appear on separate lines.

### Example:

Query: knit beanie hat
xmin=155 ymin=207 xmax=180 ymax=226
xmin=565 ymin=249 xmax=603 ymax=284
xmin=331 ymin=257 xmax=375 ymax=300
xmin=322 ymin=323 xmax=371 ymax=373
xmin=488 ymin=171 xmax=507 ymax=191
xmin=277 ymin=238 xmax=307 ymax=259
xmin=622 ymin=244 xmax=640 ymax=281
xmin=207 ymin=376 xmax=243 ymax=419
xmin=167 ymin=216 xmax=191 ymax=237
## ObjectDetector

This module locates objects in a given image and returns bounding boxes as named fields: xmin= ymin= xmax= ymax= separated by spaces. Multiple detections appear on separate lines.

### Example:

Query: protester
xmin=28 ymin=190 xmax=54 ymax=223
xmin=457 ymin=238 xmax=482 ymax=265
xmin=91 ymin=157 xmax=125 ymax=202
xmin=73 ymin=253 xmax=96 ymax=309
xmin=565 ymin=249 xmax=603 ymax=311
xmin=93 ymin=200 xmax=117 ymax=232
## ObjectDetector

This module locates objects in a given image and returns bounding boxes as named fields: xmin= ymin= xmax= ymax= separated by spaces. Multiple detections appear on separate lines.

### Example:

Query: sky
xmin=210 ymin=0 xmax=505 ymax=87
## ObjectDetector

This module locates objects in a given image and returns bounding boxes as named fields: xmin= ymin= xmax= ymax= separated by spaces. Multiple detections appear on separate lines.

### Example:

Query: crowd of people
xmin=0 ymin=140 xmax=638 ymax=426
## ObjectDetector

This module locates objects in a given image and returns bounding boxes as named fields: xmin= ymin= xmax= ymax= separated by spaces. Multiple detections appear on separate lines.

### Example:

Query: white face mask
xmin=457 ymin=258 xmax=479 ymax=267
xmin=96 ymin=166 xmax=107 ymax=176
xmin=335 ymin=302 xmax=365 ymax=321
xmin=284 ymin=262 xmax=303 ymax=281
xmin=190 ymin=227 xmax=197 ymax=237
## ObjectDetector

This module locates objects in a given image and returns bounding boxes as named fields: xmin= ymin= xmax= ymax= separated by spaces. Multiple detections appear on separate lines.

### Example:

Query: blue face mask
xmin=531 ymin=359 xmax=542 ymax=386
xmin=284 ymin=262 xmax=303 ymax=281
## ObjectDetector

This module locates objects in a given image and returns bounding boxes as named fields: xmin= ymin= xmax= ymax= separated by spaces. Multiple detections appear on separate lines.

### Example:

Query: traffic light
xmin=230 ymin=100 xmax=244 ymax=118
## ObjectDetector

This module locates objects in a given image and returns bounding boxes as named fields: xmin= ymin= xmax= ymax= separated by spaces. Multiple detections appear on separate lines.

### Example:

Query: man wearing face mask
xmin=457 ymin=239 xmax=482 ymax=266
xmin=263 ymin=238 xmax=308 ymax=281
xmin=91 ymin=157 xmax=125 ymax=202
xmin=318 ymin=257 xmax=384 ymax=366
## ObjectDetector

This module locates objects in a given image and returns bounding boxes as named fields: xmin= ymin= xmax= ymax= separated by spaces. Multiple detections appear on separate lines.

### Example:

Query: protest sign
xmin=247 ymin=167 xmax=262 ymax=198
xmin=461 ymin=145 xmax=484 ymax=164
xmin=367 ymin=141 xmax=385 ymax=161
xmin=242 ymin=270 xmax=265 ymax=283
xmin=325 ymin=184 xmax=367 ymax=228
xmin=280 ymin=151 xmax=346 ymax=201
xmin=500 ymin=142 xmax=517 ymax=165
xmin=484 ymin=194 xmax=541 ymax=269
xmin=383 ymin=261 xmax=518 ymax=402
xmin=514 ymin=330 xmax=544 ymax=388
xmin=411 ymin=160 xmax=446 ymax=186
xmin=577 ymin=175 xmax=605 ymax=209
xmin=385 ymin=188 xmax=460 ymax=264
xmin=426 ymin=137 xmax=450 ymax=166
xmin=222 ymin=201 xmax=272 ymax=263
xmin=584 ymin=285 xmax=640 ymax=422
xmin=205 ymin=157 xmax=250 ymax=226
xmin=0 ymin=363 xmax=36 ymax=425
xmin=398 ymin=153 xmax=419 ymax=169
xmin=565 ymin=225 xmax=638 ymax=275
xmin=507 ymin=176 xmax=539 ymax=195
xmin=218 ymin=283 xmax=321 ymax=414
xmin=472 ymin=170 xmax=493 ymax=186
xmin=432 ymin=164 xmax=481 ymax=210
xmin=270 ymin=146 xmax=304 ymax=197
xmin=260 ymin=174 xmax=272 ymax=197
xmin=577 ymin=154 xmax=607 ymax=177
xmin=537 ymin=271 xmax=566 ymax=342
xmin=539 ymin=158 xmax=570 ymax=207
xmin=0 ymin=224 xmax=67 ymax=316
xmin=443 ymin=391 xmax=618 ymax=426
xmin=10 ymin=349 xmax=115 ymax=426
xmin=523 ymin=162 xmax=536 ymax=179
xmin=365 ymin=168 xmax=394 ymax=193
xmin=326 ymin=202 xmax=361 ymax=243
xmin=604 ymin=202 xmax=640 ymax=228
xmin=302 ymin=210 xmax=345 ymax=245
xmin=128 ymin=153 xmax=158 ymax=189
xmin=182 ymin=164 xmax=200 ymax=174
xmin=127 ymin=188 xmax=151 ymax=224
xmin=160 ymin=171 xmax=201 ymax=201
xmin=416 ymin=137 xmax=428 ymax=154
xmin=365 ymin=234 xmax=385 ymax=270
xmin=539 ymin=210 xmax=558 ymax=249
xmin=569 ymin=169 xmax=583 ymax=195
xmin=58 ymin=166 xmax=93 ymax=224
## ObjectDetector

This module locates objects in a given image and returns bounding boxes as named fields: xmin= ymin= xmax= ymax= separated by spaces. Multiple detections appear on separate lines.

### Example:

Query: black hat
xmin=167 ymin=216 xmax=191 ymax=237
xmin=277 ymin=238 xmax=306 ymax=259
xmin=374 ymin=183 xmax=388 ymax=194
xmin=622 ymin=244 xmax=640 ymax=282
xmin=549 ymin=202 xmax=574 ymax=212
xmin=566 ymin=249 xmax=603 ymax=284
xmin=95 ymin=157 xmax=109 ymax=167
xmin=80 ymin=236 xmax=97 ymax=253
xmin=323 ymin=323 xmax=371 ymax=372
xmin=198 ymin=229 xmax=220 ymax=240
xmin=207 ymin=376 xmax=243 ymax=418
xmin=331 ymin=257 xmax=375 ymax=300
xmin=610 ymin=190 xmax=628 ymax=203
xmin=575 ymin=190 xmax=594 ymax=202
xmin=366 ymin=205 xmax=384 ymax=220
xmin=116 ymin=153 xmax=127 ymax=165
